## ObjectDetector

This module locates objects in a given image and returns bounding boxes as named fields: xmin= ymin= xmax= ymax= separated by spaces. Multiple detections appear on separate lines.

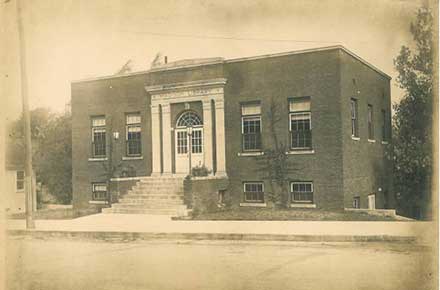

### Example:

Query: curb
xmin=7 ymin=230 xmax=418 ymax=243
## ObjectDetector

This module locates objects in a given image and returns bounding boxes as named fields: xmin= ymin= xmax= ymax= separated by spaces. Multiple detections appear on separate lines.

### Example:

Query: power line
xmin=119 ymin=30 xmax=341 ymax=44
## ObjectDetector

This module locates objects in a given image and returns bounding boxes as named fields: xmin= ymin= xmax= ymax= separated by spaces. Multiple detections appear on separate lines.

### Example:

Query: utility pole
xmin=16 ymin=0 xmax=35 ymax=229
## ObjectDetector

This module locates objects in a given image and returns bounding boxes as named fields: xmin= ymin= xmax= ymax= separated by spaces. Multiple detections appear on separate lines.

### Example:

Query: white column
xmin=214 ymin=98 xmax=227 ymax=176
xmin=161 ymin=103 xmax=172 ymax=174
xmin=151 ymin=103 xmax=161 ymax=174
xmin=202 ymin=99 xmax=213 ymax=173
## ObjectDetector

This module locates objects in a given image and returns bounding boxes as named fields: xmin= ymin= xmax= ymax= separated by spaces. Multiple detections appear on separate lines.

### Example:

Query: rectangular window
xmin=92 ymin=183 xmax=107 ymax=201
xmin=351 ymin=99 xmax=358 ymax=137
xmin=291 ymin=182 xmax=313 ymax=203
xmin=368 ymin=104 xmax=374 ymax=140
xmin=241 ymin=103 xmax=262 ymax=151
xmin=177 ymin=131 xmax=188 ymax=154
xmin=126 ymin=113 xmax=142 ymax=156
xmin=289 ymin=97 xmax=312 ymax=149
xmin=191 ymin=129 xmax=203 ymax=154
xmin=16 ymin=171 xmax=24 ymax=191
xmin=353 ymin=197 xmax=360 ymax=209
xmin=91 ymin=116 xmax=106 ymax=157
xmin=243 ymin=182 xmax=264 ymax=203
xmin=381 ymin=109 xmax=387 ymax=141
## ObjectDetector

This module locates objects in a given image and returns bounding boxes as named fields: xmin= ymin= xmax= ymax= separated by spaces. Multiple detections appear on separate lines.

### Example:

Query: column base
xmin=214 ymin=171 xmax=228 ymax=178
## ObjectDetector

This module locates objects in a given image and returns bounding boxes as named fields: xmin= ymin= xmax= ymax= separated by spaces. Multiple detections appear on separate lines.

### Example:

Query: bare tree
xmin=257 ymin=97 xmax=301 ymax=208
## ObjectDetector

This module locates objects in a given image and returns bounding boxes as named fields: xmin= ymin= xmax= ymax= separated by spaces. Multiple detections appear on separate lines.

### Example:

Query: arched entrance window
xmin=176 ymin=111 xmax=203 ymax=128
xmin=175 ymin=111 xmax=204 ymax=174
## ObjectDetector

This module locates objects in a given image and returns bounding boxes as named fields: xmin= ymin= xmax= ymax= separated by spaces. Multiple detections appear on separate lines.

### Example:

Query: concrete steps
xmin=103 ymin=176 xmax=188 ymax=216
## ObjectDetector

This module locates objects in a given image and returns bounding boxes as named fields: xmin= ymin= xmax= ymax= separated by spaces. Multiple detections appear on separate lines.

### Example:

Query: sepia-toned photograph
xmin=0 ymin=0 xmax=438 ymax=289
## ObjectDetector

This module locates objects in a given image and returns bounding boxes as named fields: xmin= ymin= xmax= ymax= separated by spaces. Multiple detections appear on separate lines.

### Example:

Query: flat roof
xmin=71 ymin=45 xmax=391 ymax=84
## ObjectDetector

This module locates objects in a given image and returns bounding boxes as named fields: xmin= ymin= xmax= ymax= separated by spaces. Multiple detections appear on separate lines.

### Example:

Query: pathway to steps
xmin=102 ymin=176 xmax=188 ymax=216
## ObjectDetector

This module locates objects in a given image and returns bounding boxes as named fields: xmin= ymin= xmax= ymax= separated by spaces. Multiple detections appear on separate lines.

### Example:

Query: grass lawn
xmin=192 ymin=208 xmax=403 ymax=221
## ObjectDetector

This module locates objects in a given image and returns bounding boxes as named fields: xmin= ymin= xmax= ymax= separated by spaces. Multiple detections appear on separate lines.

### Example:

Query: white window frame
xmin=91 ymin=116 xmax=106 ymax=157
xmin=243 ymin=182 xmax=265 ymax=203
xmin=241 ymin=115 xmax=262 ymax=152
xmin=290 ymin=181 xmax=314 ymax=203
xmin=92 ymin=183 xmax=108 ymax=201
xmin=289 ymin=112 xmax=312 ymax=150
xmin=351 ymin=99 xmax=358 ymax=137
xmin=367 ymin=104 xmax=374 ymax=140
xmin=126 ymin=113 xmax=142 ymax=156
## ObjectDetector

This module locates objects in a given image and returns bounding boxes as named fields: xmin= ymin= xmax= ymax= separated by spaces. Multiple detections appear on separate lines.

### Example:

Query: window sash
xmin=242 ymin=116 xmax=262 ymax=151
xmin=126 ymin=125 xmax=142 ymax=156
xmin=243 ymin=182 xmax=264 ymax=202
xmin=92 ymin=129 xmax=106 ymax=157
xmin=16 ymin=171 xmax=24 ymax=191
xmin=92 ymin=117 xmax=105 ymax=127
xmin=351 ymin=99 xmax=358 ymax=137
xmin=177 ymin=131 xmax=188 ymax=154
xmin=290 ymin=112 xmax=312 ymax=149
xmin=126 ymin=114 xmax=141 ymax=125
xmin=191 ymin=129 xmax=203 ymax=154
xmin=368 ymin=105 xmax=374 ymax=139
xmin=291 ymin=182 xmax=313 ymax=203
xmin=92 ymin=183 xmax=108 ymax=201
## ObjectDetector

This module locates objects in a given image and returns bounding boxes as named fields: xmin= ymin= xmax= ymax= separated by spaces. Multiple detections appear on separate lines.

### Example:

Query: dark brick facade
xmin=71 ymin=46 xmax=393 ymax=211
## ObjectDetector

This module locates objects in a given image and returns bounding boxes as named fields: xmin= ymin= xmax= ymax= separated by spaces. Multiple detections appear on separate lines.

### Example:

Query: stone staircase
xmin=102 ymin=176 xmax=188 ymax=216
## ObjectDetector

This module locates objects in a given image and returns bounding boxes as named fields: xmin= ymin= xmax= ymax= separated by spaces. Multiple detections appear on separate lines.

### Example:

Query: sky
xmin=1 ymin=0 xmax=428 ymax=122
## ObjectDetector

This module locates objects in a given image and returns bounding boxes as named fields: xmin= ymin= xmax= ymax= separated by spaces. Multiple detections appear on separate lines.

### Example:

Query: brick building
xmin=71 ymin=46 xmax=394 ymax=215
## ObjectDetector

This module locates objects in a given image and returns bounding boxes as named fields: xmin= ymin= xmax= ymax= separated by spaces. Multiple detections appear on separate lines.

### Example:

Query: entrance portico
xmin=145 ymin=78 xmax=227 ymax=176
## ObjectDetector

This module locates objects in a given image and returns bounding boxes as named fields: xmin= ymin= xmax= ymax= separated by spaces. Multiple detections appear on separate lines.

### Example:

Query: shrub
xmin=191 ymin=165 xmax=211 ymax=177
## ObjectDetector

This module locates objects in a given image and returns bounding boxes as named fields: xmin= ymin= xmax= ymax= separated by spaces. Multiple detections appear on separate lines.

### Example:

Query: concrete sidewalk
xmin=7 ymin=213 xmax=433 ymax=243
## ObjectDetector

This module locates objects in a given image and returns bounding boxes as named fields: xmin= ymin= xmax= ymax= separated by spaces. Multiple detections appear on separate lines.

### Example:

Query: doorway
xmin=174 ymin=111 xmax=204 ymax=174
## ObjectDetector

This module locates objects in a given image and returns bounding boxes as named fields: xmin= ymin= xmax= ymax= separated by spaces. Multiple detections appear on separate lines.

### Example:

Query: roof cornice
xmin=71 ymin=45 xmax=391 ymax=84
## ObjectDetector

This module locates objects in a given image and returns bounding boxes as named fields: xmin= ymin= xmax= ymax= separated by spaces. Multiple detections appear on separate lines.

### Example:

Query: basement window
xmin=291 ymin=182 xmax=313 ymax=203
xmin=243 ymin=182 xmax=264 ymax=203
xmin=92 ymin=183 xmax=108 ymax=201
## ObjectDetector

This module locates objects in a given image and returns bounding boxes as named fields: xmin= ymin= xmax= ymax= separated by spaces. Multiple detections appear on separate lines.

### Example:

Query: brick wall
xmin=71 ymin=47 xmax=392 ymax=212
xmin=184 ymin=177 xmax=229 ymax=214
xmin=223 ymin=49 xmax=345 ymax=210
xmin=339 ymin=50 xmax=394 ymax=209
xmin=71 ymin=75 xmax=152 ymax=209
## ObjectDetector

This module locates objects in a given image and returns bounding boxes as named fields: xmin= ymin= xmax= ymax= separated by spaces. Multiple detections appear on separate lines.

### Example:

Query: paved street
xmin=6 ymin=237 xmax=434 ymax=290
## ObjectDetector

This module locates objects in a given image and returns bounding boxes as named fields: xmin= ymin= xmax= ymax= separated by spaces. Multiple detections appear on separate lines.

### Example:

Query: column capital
xmin=161 ymin=103 xmax=171 ymax=114
xmin=214 ymin=98 xmax=224 ymax=110
xmin=151 ymin=104 xmax=160 ymax=113
xmin=202 ymin=99 xmax=212 ymax=109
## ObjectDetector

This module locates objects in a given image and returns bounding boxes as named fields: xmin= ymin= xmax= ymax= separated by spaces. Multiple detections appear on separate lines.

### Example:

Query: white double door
xmin=175 ymin=127 xmax=204 ymax=174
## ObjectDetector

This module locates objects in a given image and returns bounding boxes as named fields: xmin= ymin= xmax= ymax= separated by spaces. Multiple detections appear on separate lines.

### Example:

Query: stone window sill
xmin=237 ymin=151 xmax=264 ymax=157
xmin=89 ymin=200 xmax=108 ymax=204
xmin=122 ymin=156 xmax=143 ymax=160
xmin=368 ymin=139 xmax=376 ymax=143
xmin=351 ymin=136 xmax=360 ymax=141
xmin=290 ymin=203 xmax=316 ymax=208
xmin=240 ymin=202 xmax=267 ymax=207
xmin=88 ymin=157 xmax=108 ymax=162
xmin=286 ymin=150 xmax=314 ymax=155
